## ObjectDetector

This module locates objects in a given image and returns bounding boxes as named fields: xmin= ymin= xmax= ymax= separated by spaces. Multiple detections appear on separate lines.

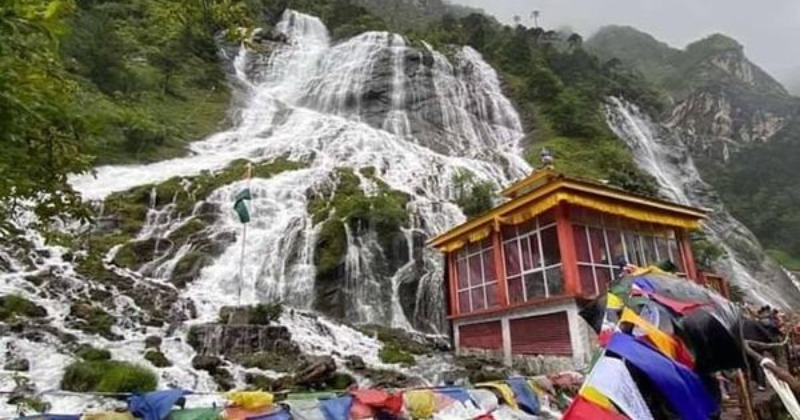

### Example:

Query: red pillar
xmin=491 ymin=225 xmax=508 ymax=307
xmin=555 ymin=203 xmax=580 ymax=295
xmin=676 ymin=229 xmax=699 ymax=281
xmin=447 ymin=253 xmax=460 ymax=316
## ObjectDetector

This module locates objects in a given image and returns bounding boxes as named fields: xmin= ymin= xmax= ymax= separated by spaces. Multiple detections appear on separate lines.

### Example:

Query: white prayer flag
xmin=587 ymin=356 xmax=654 ymax=420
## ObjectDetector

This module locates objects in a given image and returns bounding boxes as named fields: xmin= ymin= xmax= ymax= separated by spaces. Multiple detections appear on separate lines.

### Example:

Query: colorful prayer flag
xmin=584 ymin=356 xmax=654 ymax=420
xmin=620 ymin=308 xmax=695 ymax=369
xmin=563 ymin=395 xmax=628 ymax=420
xmin=606 ymin=333 xmax=717 ymax=420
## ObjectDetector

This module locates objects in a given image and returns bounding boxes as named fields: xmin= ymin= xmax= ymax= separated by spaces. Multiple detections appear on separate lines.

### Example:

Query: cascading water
xmin=606 ymin=97 xmax=800 ymax=308
xmin=70 ymin=10 xmax=529 ymax=328
xmin=1 ymin=10 xmax=533 ymax=414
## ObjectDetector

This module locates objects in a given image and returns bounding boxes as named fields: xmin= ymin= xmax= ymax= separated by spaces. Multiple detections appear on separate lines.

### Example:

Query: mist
xmin=450 ymin=0 xmax=800 ymax=93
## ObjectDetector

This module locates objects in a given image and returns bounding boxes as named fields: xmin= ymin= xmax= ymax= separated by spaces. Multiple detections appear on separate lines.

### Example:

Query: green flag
xmin=233 ymin=188 xmax=252 ymax=223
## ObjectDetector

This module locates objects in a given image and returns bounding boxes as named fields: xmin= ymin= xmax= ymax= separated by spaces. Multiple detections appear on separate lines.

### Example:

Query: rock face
xmin=187 ymin=324 xmax=298 ymax=358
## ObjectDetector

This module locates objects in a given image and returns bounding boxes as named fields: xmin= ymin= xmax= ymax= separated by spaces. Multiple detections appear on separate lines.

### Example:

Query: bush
xmin=379 ymin=345 xmax=415 ymax=365
xmin=61 ymin=361 xmax=157 ymax=393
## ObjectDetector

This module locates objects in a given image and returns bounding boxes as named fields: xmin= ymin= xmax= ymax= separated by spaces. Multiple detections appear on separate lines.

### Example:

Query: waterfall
xmin=67 ymin=9 xmax=530 ymax=329
xmin=606 ymin=97 xmax=800 ymax=308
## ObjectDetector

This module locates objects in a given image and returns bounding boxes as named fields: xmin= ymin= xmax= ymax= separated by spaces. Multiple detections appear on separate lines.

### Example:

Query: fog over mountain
xmin=450 ymin=0 xmax=800 ymax=93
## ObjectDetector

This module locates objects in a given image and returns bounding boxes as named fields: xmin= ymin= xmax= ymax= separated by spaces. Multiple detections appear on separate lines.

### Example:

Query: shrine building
xmin=428 ymin=169 xmax=709 ymax=366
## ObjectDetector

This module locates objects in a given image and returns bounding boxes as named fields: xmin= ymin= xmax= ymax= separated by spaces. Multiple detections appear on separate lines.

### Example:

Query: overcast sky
xmin=452 ymin=0 xmax=800 ymax=90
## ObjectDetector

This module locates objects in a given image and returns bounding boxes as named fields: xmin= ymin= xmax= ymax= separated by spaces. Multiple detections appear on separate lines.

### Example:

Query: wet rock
xmin=294 ymin=355 xmax=337 ymax=387
xmin=67 ymin=302 xmax=121 ymax=340
xmin=363 ymin=368 xmax=410 ymax=388
xmin=191 ymin=355 xmax=223 ymax=373
xmin=144 ymin=335 xmax=162 ymax=349
xmin=0 ymin=295 xmax=48 ymax=321
xmin=144 ymin=349 xmax=172 ymax=368
xmin=237 ymin=351 xmax=304 ymax=373
xmin=112 ymin=238 xmax=170 ymax=271
xmin=213 ymin=368 xmax=236 ymax=391
xmin=245 ymin=373 xmax=275 ymax=390
xmin=345 ymin=355 xmax=366 ymax=371
xmin=62 ymin=251 xmax=74 ymax=262
xmin=187 ymin=324 xmax=298 ymax=358
xmin=4 ymin=357 xmax=30 ymax=372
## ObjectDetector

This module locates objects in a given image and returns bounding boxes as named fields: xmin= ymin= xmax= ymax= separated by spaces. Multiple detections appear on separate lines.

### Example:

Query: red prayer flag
xmin=563 ymin=395 xmax=629 ymax=420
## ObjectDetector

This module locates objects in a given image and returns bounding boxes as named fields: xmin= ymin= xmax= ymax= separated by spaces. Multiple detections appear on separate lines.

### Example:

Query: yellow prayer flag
xmin=580 ymin=385 xmax=615 ymax=410
xmin=620 ymin=308 xmax=676 ymax=358
xmin=606 ymin=293 xmax=624 ymax=310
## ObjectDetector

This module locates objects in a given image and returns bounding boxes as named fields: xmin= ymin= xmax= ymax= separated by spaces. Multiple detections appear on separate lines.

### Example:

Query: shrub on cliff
xmin=61 ymin=361 xmax=157 ymax=393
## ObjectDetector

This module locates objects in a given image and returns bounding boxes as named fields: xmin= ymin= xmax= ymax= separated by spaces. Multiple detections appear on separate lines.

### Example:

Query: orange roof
xmin=428 ymin=170 xmax=707 ymax=252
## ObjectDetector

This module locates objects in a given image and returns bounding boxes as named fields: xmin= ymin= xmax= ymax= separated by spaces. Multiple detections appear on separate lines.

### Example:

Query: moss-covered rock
xmin=144 ymin=335 xmax=162 ymax=349
xmin=112 ymin=238 xmax=167 ymax=271
xmin=61 ymin=360 xmax=157 ymax=393
xmin=144 ymin=349 xmax=172 ymax=368
xmin=358 ymin=324 xmax=436 ymax=355
xmin=171 ymin=251 xmax=212 ymax=287
xmin=191 ymin=355 xmax=223 ymax=373
xmin=76 ymin=344 xmax=111 ymax=362
xmin=213 ymin=368 xmax=236 ymax=391
xmin=219 ymin=303 xmax=283 ymax=325
xmin=0 ymin=295 xmax=47 ymax=321
xmin=245 ymin=373 xmax=275 ymax=391
xmin=68 ymin=303 xmax=118 ymax=340
xmin=378 ymin=344 xmax=415 ymax=365
xmin=236 ymin=351 xmax=303 ymax=373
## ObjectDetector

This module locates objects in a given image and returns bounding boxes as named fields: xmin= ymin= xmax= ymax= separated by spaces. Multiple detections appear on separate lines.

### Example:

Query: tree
xmin=530 ymin=10 xmax=540 ymax=27
xmin=0 ymin=0 xmax=94 ymax=232
xmin=567 ymin=33 xmax=583 ymax=50
xmin=513 ymin=15 xmax=521 ymax=25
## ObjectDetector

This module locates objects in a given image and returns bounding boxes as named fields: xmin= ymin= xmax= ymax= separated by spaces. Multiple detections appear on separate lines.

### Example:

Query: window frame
xmin=502 ymin=212 xmax=563 ymax=303
xmin=454 ymin=239 xmax=498 ymax=314
xmin=573 ymin=212 xmax=687 ymax=296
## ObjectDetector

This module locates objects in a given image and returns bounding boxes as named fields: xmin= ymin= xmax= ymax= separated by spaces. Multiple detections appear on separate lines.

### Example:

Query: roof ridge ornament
xmin=540 ymin=147 xmax=554 ymax=170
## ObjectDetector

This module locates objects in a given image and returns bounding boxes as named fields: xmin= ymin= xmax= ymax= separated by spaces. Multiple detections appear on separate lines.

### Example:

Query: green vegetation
xmin=76 ymin=344 xmax=112 ymax=362
xmin=452 ymin=170 xmax=496 ymax=219
xmin=250 ymin=303 xmax=284 ymax=325
xmin=690 ymin=230 xmax=726 ymax=271
xmin=767 ymin=249 xmax=800 ymax=271
xmin=0 ymin=0 xmax=263 ymax=234
xmin=0 ymin=295 xmax=47 ymax=321
xmin=378 ymin=344 xmax=415 ymax=365
xmin=711 ymin=122 xmax=800 ymax=266
xmin=61 ymin=360 xmax=157 ymax=393
xmin=310 ymin=168 xmax=410 ymax=282
xmin=68 ymin=303 xmax=116 ymax=338
xmin=411 ymin=16 xmax=661 ymax=194
xmin=144 ymin=349 xmax=172 ymax=368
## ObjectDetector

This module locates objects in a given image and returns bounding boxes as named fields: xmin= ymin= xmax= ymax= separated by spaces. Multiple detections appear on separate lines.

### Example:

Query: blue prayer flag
xmin=607 ymin=333 xmax=717 ymax=420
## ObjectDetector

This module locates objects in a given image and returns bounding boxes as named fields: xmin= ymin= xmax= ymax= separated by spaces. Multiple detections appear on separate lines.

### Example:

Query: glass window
xmin=669 ymin=237 xmax=684 ymax=273
xmin=468 ymin=255 xmax=482 ymax=286
xmin=525 ymin=271 xmax=546 ymax=298
xmin=471 ymin=288 xmax=486 ymax=310
xmin=455 ymin=238 xmax=499 ymax=314
xmin=458 ymin=291 xmax=470 ymax=313
xmin=508 ymin=277 xmax=524 ymax=304
xmin=579 ymin=265 xmax=596 ymax=294
xmin=642 ymin=236 xmax=658 ymax=265
xmin=456 ymin=258 xmax=469 ymax=288
xmin=504 ymin=242 xmax=521 ymax=277
xmin=486 ymin=283 xmax=499 ymax=307
xmin=655 ymin=236 xmax=669 ymax=263
xmin=595 ymin=267 xmax=612 ymax=294
xmin=574 ymin=225 xmax=591 ymax=263
xmin=546 ymin=266 xmax=564 ymax=295
xmin=607 ymin=229 xmax=625 ymax=267
xmin=589 ymin=227 xmax=608 ymax=265
xmin=501 ymin=212 xmax=564 ymax=302
xmin=540 ymin=227 xmax=560 ymax=266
